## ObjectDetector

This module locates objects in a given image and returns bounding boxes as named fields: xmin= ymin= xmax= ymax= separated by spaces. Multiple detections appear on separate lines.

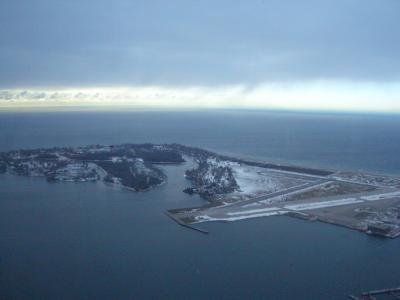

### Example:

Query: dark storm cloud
xmin=0 ymin=0 xmax=399 ymax=87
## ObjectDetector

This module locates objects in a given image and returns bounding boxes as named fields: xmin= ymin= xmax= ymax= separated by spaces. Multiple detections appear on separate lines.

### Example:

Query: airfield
xmin=168 ymin=163 xmax=400 ymax=238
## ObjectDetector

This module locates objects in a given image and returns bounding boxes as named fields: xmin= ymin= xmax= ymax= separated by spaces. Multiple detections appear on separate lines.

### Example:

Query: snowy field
xmin=194 ymin=210 xmax=287 ymax=222
xmin=361 ymin=191 xmax=400 ymax=201
xmin=229 ymin=163 xmax=313 ymax=200
xmin=331 ymin=172 xmax=400 ymax=188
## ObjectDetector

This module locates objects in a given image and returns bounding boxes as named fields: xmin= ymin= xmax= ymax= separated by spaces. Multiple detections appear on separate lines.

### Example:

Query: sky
xmin=0 ymin=0 xmax=399 ymax=112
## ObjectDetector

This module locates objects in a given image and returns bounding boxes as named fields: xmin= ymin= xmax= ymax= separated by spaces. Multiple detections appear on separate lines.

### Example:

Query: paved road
xmin=215 ymin=179 xmax=331 ymax=209
xmin=178 ymin=179 xmax=332 ymax=219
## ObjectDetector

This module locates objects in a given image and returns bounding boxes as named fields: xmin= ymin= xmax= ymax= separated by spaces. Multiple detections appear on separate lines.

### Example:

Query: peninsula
xmin=1 ymin=143 xmax=400 ymax=238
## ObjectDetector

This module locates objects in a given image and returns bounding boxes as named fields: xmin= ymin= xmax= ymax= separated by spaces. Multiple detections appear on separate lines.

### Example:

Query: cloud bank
xmin=1 ymin=82 xmax=399 ymax=112
xmin=0 ymin=0 xmax=399 ymax=111
xmin=1 ymin=0 xmax=400 ymax=87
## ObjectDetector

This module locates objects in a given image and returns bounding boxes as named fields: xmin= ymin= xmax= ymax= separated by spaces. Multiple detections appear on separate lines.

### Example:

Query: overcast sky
xmin=1 ymin=0 xmax=399 ymax=111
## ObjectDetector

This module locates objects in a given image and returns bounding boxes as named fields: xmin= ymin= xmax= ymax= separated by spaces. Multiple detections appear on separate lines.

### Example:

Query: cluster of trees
xmin=134 ymin=149 xmax=184 ymax=163
xmin=185 ymin=160 xmax=238 ymax=201
xmin=65 ymin=145 xmax=185 ymax=164
xmin=99 ymin=161 xmax=164 ymax=191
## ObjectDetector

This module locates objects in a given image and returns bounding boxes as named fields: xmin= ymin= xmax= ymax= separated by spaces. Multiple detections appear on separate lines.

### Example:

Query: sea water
xmin=1 ymin=110 xmax=400 ymax=299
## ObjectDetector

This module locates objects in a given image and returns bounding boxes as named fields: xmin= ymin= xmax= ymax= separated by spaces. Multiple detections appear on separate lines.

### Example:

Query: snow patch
xmin=227 ymin=207 xmax=280 ymax=216
xmin=284 ymin=198 xmax=362 ymax=211
xmin=231 ymin=164 xmax=280 ymax=195
xmin=195 ymin=211 xmax=287 ymax=222
xmin=361 ymin=191 xmax=400 ymax=201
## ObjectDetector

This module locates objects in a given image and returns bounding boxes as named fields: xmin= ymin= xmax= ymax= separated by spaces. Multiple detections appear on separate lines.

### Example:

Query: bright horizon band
xmin=1 ymin=81 xmax=400 ymax=113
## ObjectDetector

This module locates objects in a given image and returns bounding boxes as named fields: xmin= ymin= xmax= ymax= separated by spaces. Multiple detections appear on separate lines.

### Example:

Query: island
xmin=0 ymin=143 xmax=184 ymax=191
xmin=1 ymin=143 xmax=400 ymax=238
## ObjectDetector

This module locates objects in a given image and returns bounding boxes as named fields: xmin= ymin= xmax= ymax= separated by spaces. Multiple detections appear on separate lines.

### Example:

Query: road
xmin=214 ymin=179 xmax=331 ymax=209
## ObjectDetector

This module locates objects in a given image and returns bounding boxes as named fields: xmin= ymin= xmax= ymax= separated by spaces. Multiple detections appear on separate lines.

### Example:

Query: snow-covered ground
xmin=229 ymin=163 xmax=311 ymax=199
xmin=231 ymin=164 xmax=280 ymax=194
xmin=361 ymin=191 xmax=400 ymax=201
xmin=207 ymin=158 xmax=238 ymax=168
xmin=54 ymin=162 xmax=98 ymax=181
xmin=202 ymin=159 xmax=236 ymax=188
xmin=191 ymin=184 xmax=400 ymax=224
xmin=284 ymin=198 xmax=363 ymax=211
xmin=330 ymin=172 xmax=400 ymax=188
xmin=258 ymin=181 xmax=332 ymax=204
xmin=195 ymin=210 xmax=286 ymax=222
xmin=194 ymin=198 xmax=364 ymax=223
xmin=227 ymin=207 xmax=280 ymax=216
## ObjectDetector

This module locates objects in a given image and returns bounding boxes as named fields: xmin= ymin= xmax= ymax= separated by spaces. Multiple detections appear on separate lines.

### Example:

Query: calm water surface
xmin=1 ymin=110 xmax=400 ymax=299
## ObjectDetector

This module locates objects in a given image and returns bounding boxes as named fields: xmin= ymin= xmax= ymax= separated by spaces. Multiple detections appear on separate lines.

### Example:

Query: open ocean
xmin=1 ymin=110 xmax=400 ymax=299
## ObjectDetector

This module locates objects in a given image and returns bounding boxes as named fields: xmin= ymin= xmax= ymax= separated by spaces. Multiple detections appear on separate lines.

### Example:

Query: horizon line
xmin=1 ymin=105 xmax=399 ymax=116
